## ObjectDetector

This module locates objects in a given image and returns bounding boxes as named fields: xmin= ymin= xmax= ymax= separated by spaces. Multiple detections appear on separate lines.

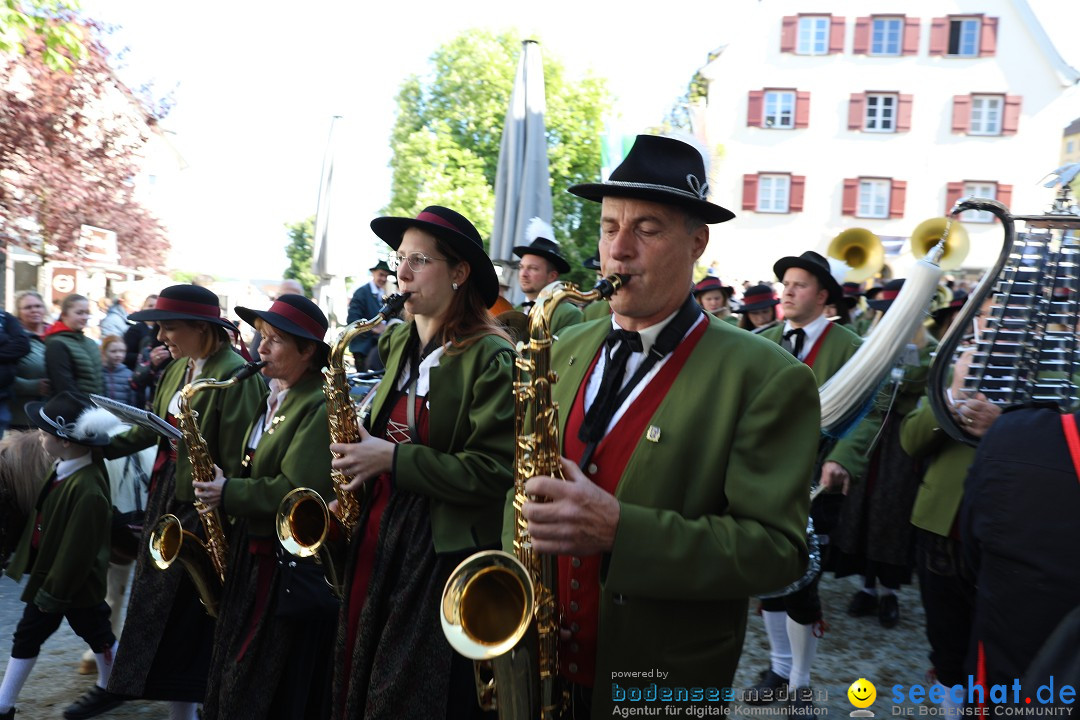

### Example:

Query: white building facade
xmin=698 ymin=0 xmax=1079 ymax=284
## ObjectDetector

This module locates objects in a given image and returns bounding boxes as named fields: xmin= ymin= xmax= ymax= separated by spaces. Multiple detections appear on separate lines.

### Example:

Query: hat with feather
xmin=26 ymin=391 xmax=122 ymax=447
xmin=513 ymin=217 xmax=571 ymax=274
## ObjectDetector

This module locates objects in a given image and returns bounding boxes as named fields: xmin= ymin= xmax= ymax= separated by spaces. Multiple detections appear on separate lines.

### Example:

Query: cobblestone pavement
xmin=1 ymin=572 xmax=933 ymax=719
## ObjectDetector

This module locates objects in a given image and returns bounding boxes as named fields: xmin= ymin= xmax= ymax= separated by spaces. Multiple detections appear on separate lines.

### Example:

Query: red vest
xmin=557 ymin=319 xmax=707 ymax=686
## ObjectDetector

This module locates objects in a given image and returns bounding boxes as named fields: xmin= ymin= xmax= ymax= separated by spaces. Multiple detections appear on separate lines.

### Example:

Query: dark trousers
xmin=11 ymin=601 xmax=115 ymax=659
xmin=759 ymin=574 xmax=823 ymax=625
xmin=916 ymin=530 xmax=976 ymax=687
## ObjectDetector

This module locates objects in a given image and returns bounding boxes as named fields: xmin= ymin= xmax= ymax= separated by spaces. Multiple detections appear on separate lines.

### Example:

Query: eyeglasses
xmin=388 ymin=251 xmax=447 ymax=273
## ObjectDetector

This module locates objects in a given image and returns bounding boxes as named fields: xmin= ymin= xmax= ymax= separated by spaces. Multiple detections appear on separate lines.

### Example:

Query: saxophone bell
xmin=148 ymin=513 xmax=223 ymax=617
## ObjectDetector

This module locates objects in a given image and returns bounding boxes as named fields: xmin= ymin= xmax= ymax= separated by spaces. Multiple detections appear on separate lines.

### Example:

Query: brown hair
xmin=738 ymin=305 xmax=777 ymax=331
xmin=60 ymin=293 xmax=89 ymax=317
xmin=160 ymin=319 xmax=228 ymax=360
xmin=254 ymin=318 xmax=327 ymax=374
xmin=432 ymin=237 xmax=509 ymax=354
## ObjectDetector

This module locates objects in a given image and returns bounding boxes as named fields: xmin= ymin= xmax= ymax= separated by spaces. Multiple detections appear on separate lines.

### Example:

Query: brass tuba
xmin=147 ymin=359 xmax=266 ymax=618
xmin=276 ymin=292 xmax=411 ymax=595
xmin=828 ymin=228 xmax=884 ymax=282
xmin=441 ymin=274 xmax=627 ymax=719
xmin=910 ymin=217 xmax=970 ymax=271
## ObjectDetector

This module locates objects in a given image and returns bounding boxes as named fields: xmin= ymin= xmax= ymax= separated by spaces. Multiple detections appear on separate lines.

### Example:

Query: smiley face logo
xmin=848 ymin=678 xmax=877 ymax=709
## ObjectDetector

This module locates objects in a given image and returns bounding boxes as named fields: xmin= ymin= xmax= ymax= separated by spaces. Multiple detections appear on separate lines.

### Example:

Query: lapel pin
xmin=646 ymin=425 xmax=661 ymax=443
xmin=568 ymin=356 xmax=575 ymax=366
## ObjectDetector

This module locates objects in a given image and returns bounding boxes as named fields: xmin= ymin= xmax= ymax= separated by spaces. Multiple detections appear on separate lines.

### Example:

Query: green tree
xmin=384 ymin=29 xmax=611 ymax=287
xmin=284 ymin=217 xmax=318 ymax=296
xmin=0 ymin=0 xmax=87 ymax=71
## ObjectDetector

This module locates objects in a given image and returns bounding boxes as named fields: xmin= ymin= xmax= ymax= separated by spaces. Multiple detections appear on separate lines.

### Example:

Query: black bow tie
xmin=606 ymin=328 xmax=643 ymax=354
xmin=521 ymin=300 xmax=535 ymax=311
xmin=783 ymin=327 xmax=806 ymax=358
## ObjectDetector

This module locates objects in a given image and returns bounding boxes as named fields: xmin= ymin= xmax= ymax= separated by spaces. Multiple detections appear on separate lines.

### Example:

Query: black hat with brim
xmin=840 ymin=282 xmax=863 ymax=309
xmin=868 ymin=279 xmax=905 ymax=312
xmin=26 ymin=391 xmax=115 ymax=446
xmin=128 ymin=284 xmax=235 ymax=332
xmin=370 ymin=206 xmax=499 ymax=308
xmin=568 ymin=135 xmax=735 ymax=225
xmin=369 ymin=260 xmax=393 ymax=274
xmin=236 ymin=294 xmax=329 ymax=349
xmin=773 ymin=251 xmax=844 ymax=305
xmin=692 ymin=276 xmax=734 ymax=299
xmin=734 ymin=284 xmax=781 ymax=313
xmin=584 ymin=253 xmax=601 ymax=271
xmin=513 ymin=237 xmax=571 ymax=275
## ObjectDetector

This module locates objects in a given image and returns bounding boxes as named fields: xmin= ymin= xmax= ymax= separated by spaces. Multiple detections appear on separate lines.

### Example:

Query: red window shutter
xmin=743 ymin=174 xmax=760 ymax=211
xmin=897 ymin=95 xmax=913 ymax=131
xmin=795 ymin=91 xmax=811 ymax=129
xmin=929 ymin=17 xmax=948 ymax=55
xmin=889 ymin=180 xmax=907 ymax=219
xmin=747 ymin=90 xmax=764 ymax=127
xmin=996 ymin=183 xmax=1013 ymax=210
xmin=781 ymin=16 xmax=797 ymax=52
xmin=1001 ymin=95 xmax=1022 ymax=135
xmin=790 ymin=176 xmax=806 ymax=212
xmin=853 ymin=17 xmax=871 ymax=54
xmin=945 ymin=181 xmax=965 ymax=214
xmin=980 ymin=16 xmax=998 ymax=57
xmin=903 ymin=17 xmax=920 ymax=55
xmin=848 ymin=93 xmax=866 ymax=130
xmin=842 ymin=179 xmax=858 ymax=216
xmin=952 ymin=95 xmax=971 ymax=133
xmin=829 ymin=15 xmax=845 ymax=54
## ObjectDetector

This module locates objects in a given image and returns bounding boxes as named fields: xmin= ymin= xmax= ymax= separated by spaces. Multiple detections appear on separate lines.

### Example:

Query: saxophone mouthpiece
xmin=595 ymin=273 xmax=629 ymax=299
xmin=382 ymin=292 xmax=412 ymax=316
xmin=233 ymin=360 xmax=267 ymax=381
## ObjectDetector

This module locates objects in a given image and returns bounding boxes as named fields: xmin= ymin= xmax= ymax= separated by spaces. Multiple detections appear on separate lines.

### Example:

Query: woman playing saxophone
xmin=329 ymin=206 xmax=516 ymax=719
xmin=103 ymin=285 xmax=264 ymax=720
xmin=194 ymin=294 xmax=337 ymax=719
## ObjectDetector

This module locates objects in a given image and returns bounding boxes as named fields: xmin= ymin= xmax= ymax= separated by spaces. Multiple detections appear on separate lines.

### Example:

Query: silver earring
xmin=452 ymin=282 xmax=459 ymax=290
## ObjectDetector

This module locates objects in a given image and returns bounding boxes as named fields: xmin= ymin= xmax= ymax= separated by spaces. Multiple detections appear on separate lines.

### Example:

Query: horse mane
xmin=0 ymin=430 xmax=52 ymax=518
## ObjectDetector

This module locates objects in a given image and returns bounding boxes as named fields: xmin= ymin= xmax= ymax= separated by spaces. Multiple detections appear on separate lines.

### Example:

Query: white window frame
xmin=969 ymin=95 xmax=1003 ymax=136
xmin=871 ymin=17 xmax=903 ymax=56
xmin=864 ymin=94 xmax=898 ymax=133
xmin=961 ymin=182 xmax=997 ymax=223
xmin=797 ymin=16 xmax=830 ymax=55
xmin=948 ymin=17 xmax=981 ymax=56
xmin=763 ymin=91 xmax=795 ymax=129
xmin=857 ymin=179 xmax=891 ymax=219
xmin=757 ymin=174 xmax=791 ymax=213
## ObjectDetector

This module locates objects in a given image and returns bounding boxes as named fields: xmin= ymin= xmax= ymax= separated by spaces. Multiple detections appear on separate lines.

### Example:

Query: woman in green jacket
xmin=10 ymin=291 xmax=50 ymax=430
xmin=330 ymin=206 xmax=516 ymax=719
xmin=43 ymin=294 xmax=103 ymax=398
xmin=197 ymin=294 xmax=337 ymax=719
xmin=103 ymin=285 xmax=265 ymax=720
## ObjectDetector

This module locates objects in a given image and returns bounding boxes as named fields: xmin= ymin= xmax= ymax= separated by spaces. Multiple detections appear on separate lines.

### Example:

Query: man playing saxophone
xmin=509 ymin=135 xmax=820 ymax=718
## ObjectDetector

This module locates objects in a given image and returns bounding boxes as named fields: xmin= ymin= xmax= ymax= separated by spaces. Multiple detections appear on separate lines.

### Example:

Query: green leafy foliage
xmin=284 ymin=217 xmax=319 ymax=296
xmin=385 ymin=29 xmax=611 ymax=288
xmin=0 ymin=0 xmax=87 ymax=72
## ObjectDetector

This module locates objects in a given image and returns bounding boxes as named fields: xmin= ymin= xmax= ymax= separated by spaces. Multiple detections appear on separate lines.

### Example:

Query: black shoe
xmin=0 ymin=707 xmax=14 ymax=720
xmin=879 ymin=594 xmax=900 ymax=628
xmin=745 ymin=668 xmax=789 ymax=705
xmin=847 ymin=590 xmax=879 ymax=617
xmin=62 ymin=686 xmax=124 ymax=720
xmin=788 ymin=687 xmax=816 ymax=718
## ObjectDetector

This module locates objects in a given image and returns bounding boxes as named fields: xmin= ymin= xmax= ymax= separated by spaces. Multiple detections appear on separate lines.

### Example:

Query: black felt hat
xmin=368 ymin=260 xmax=393 ymax=274
xmin=513 ymin=237 xmax=571 ymax=275
xmin=568 ymin=135 xmax=735 ymax=224
xmin=127 ymin=285 xmax=234 ymax=332
xmin=868 ymin=278 xmax=905 ymax=312
xmin=370 ymin=206 xmax=499 ymax=308
xmin=773 ymin=251 xmax=844 ymax=305
xmin=584 ymin=253 xmax=601 ymax=272
xmin=26 ymin=391 xmax=121 ymax=447
xmin=236 ymin=294 xmax=329 ymax=348
xmin=692 ymin=276 xmax=734 ymax=299
xmin=840 ymin=282 xmax=864 ymax=309
xmin=734 ymin=284 xmax=781 ymax=313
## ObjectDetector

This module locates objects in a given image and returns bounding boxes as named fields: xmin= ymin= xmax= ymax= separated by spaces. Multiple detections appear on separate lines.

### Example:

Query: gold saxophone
xmin=147 ymin=359 xmax=266 ymax=618
xmin=276 ymin=292 xmax=411 ymax=595
xmin=441 ymin=274 xmax=628 ymax=720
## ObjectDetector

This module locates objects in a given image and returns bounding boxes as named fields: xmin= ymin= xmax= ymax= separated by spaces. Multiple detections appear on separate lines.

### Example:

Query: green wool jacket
xmin=45 ymin=329 xmax=104 ymax=396
xmin=11 ymin=335 xmax=46 ymax=427
xmin=516 ymin=300 xmax=583 ymax=337
xmin=900 ymin=397 xmax=976 ymax=537
xmin=759 ymin=321 xmax=876 ymax=478
xmin=6 ymin=456 xmax=112 ymax=613
xmin=582 ymin=299 xmax=611 ymax=323
xmin=503 ymin=314 xmax=819 ymax=713
xmin=107 ymin=343 xmax=266 ymax=504
xmin=371 ymin=322 xmax=516 ymax=553
xmin=221 ymin=372 xmax=333 ymax=538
